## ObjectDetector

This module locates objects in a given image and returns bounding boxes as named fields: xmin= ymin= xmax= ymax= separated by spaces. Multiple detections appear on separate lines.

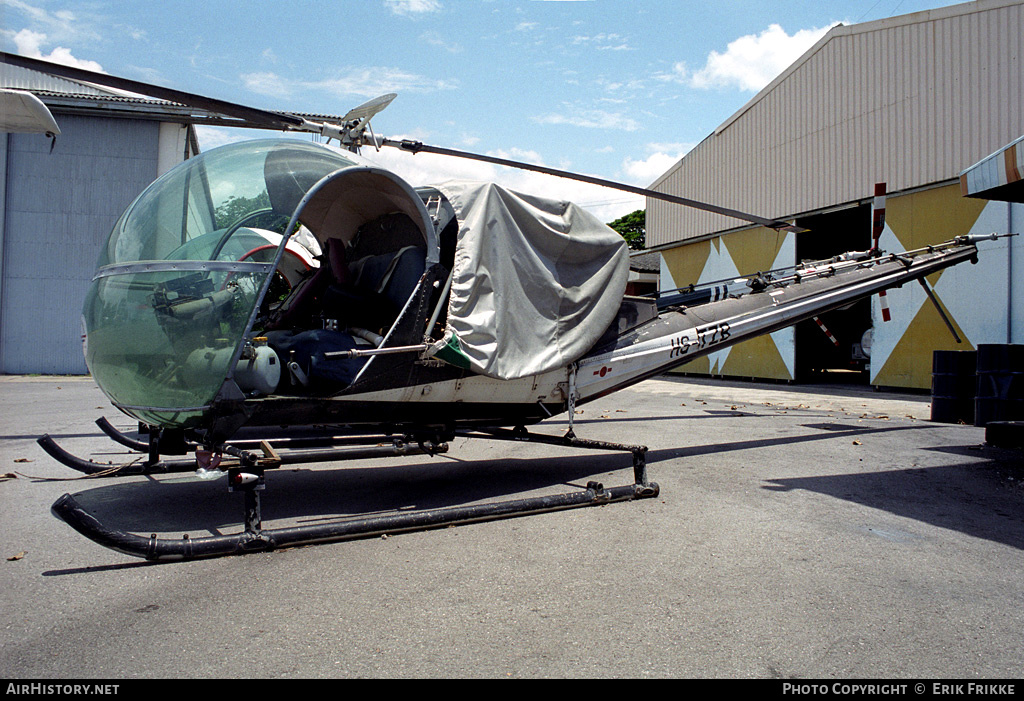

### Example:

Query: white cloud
xmin=621 ymin=143 xmax=693 ymax=185
xmin=688 ymin=22 xmax=839 ymax=92
xmin=384 ymin=0 xmax=442 ymax=17
xmin=121 ymin=25 xmax=146 ymax=41
xmin=1 ymin=0 xmax=102 ymax=44
xmin=313 ymin=68 xmax=458 ymax=98
xmin=571 ymin=33 xmax=632 ymax=51
xmin=193 ymin=125 xmax=257 ymax=152
xmin=8 ymin=28 xmax=104 ymax=72
xmin=363 ymin=141 xmax=640 ymax=222
xmin=532 ymin=107 xmax=640 ymax=132
xmin=421 ymin=30 xmax=462 ymax=53
xmin=597 ymin=76 xmax=645 ymax=98
xmin=125 ymin=64 xmax=163 ymax=84
xmin=9 ymin=27 xmax=44 ymax=54
xmin=241 ymin=71 xmax=292 ymax=96
xmin=653 ymin=61 xmax=688 ymax=84
xmin=239 ymin=68 xmax=458 ymax=101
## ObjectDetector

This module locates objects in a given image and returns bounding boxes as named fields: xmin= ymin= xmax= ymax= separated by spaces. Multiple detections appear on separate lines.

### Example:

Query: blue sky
xmin=2 ymin=0 xmax=963 ymax=221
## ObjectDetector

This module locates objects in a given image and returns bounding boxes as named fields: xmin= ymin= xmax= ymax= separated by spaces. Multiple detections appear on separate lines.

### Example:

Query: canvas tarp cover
xmin=428 ymin=181 xmax=629 ymax=380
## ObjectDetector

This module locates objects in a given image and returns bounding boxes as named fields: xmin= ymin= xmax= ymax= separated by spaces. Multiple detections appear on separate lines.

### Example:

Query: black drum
xmin=930 ymin=350 xmax=977 ymax=424
xmin=974 ymin=344 xmax=1024 ymax=427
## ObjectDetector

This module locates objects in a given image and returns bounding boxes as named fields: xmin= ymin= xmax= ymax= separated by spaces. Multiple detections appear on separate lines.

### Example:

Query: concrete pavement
xmin=0 ymin=374 xmax=1021 ymax=679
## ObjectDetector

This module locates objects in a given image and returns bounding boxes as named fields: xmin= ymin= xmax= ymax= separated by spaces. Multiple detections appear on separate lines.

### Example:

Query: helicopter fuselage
xmin=76 ymin=138 xmax=983 ymax=452
xmin=200 ymin=238 xmax=978 ymax=445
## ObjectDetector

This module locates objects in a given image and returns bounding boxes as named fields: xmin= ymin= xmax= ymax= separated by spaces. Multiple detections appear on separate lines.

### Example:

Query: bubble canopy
xmin=98 ymin=139 xmax=359 ymax=267
xmin=82 ymin=139 xmax=378 ymax=427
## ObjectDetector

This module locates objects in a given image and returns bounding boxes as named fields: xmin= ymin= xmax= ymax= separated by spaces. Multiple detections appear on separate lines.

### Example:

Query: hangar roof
xmin=648 ymin=0 xmax=1024 ymax=249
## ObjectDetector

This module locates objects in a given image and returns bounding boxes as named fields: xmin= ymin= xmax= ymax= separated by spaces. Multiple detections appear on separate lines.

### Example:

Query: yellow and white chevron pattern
xmin=870 ymin=184 xmax=1019 ymax=389
xmin=661 ymin=227 xmax=796 ymax=381
xmin=658 ymin=183 xmax=1022 ymax=389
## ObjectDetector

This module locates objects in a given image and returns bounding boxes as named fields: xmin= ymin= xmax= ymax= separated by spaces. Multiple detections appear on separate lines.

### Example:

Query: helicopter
xmin=2 ymin=51 xmax=1004 ymax=561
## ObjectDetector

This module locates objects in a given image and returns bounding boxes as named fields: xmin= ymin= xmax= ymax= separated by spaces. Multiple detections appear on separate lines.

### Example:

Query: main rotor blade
xmin=384 ymin=139 xmax=806 ymax=233
xmin=5 ymin=50 xmax=804 ymax=232
xmin=0 ymin=51 xmax=304 ymax=131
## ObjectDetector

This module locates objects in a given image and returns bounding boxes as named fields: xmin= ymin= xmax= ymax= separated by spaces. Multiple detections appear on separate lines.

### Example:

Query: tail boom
xmin=576 ymin=240 xmax=979 ymax=401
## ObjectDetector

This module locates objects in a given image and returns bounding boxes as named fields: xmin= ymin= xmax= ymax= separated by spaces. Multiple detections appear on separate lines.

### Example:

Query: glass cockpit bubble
xmin=83 ymin=140 xmax=358 ymax=427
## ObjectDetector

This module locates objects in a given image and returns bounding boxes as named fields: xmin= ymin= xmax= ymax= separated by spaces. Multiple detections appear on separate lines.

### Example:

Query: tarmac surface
xmin=0 ymin=373 xmax=1022 ymax=679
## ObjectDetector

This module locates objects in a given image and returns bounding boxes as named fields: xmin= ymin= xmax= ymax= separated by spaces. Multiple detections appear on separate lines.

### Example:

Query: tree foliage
xmin=214 ymin=192 xmax=275 ymax=230
xmin=607 ymin=209 xmax=645 ymax=250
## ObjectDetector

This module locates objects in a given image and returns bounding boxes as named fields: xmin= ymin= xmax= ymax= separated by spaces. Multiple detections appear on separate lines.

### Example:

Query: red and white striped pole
xmin=872 ymin=182 xmax=892 ymax=322
xmin=812 ymin=316 xmax=841 ymax=347
xmin=878 ymin=289 xmax=891 ymax=322
xmin=871 ymin=182 xmax=886 ymax=252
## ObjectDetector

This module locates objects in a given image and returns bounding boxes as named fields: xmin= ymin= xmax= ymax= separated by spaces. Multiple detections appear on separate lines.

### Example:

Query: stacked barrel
xmin=931 ymin=345 xmax=1024 ymax=447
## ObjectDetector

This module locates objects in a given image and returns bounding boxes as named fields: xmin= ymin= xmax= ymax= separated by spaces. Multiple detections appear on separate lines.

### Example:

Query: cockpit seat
xmin=262 ymin=238 xmax=428 ymax=395
xmin=267 ymin=239 xmax=348 ymax=331
xmin=348 ymin=245 xmax=427 ymax=317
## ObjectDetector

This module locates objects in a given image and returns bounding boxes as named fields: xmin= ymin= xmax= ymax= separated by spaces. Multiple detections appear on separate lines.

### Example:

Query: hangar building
xmin=1 ymin=57 xmax=364 ymax=376
xmin=0 ymin=61 xmax=201 ymax=374
xmin=647 ymin=0 xmax=1024 ymax=390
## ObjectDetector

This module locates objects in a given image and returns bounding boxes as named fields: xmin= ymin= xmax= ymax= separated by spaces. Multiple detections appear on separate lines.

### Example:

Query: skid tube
xmin=96 ymin=417 xmax=417 ymax=455
xmin=49 ymin=427 xmax=658 ymax=561
xmin=37 ymin=429 xmax=440 ymax=477
xmin=95 ymin=417 xmax=149 ymax=452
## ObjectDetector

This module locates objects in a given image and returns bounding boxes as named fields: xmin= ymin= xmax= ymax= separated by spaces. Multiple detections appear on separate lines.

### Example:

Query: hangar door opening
xmin=793 ymin=203 xmax=872 ymax=384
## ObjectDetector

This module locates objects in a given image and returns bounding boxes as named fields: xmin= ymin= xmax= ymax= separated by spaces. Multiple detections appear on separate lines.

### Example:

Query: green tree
xmin=214 ymin=192 xmax=275 ymax=229
xmin=607 ymin=209 xmax=645 ymax=250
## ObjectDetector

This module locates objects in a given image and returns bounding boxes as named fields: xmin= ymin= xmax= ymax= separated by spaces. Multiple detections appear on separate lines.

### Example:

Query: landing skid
xmin=38 ymin=421 xmax=435 ymax=476
xmin=49 ymin=427 xmax=658 ymax=561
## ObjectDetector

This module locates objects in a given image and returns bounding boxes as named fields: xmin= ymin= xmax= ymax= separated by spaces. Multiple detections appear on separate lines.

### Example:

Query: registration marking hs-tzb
xmin=668 ymin=322 xmax=731 ymax=359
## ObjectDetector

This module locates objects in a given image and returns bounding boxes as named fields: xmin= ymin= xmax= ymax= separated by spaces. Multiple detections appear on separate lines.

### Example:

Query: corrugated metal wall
xmin=649 ymin=0 xmax=1024 ymax=247
xmin=1 ymin=115 xmax=159 ymax=373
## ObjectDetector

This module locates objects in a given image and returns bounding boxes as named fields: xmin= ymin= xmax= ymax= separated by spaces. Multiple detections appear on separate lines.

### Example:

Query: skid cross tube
xmin=460 ymin=426 xmax=656 ymax=495
xmin=49 ymin=428 xmax=658 ymax=561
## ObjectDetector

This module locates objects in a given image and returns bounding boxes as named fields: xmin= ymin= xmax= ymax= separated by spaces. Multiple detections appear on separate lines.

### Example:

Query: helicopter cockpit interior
xmin=259 ymin=210 xmax=436 ymax=395
xmin=230 ymin=147 xmax=451 ymax=399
